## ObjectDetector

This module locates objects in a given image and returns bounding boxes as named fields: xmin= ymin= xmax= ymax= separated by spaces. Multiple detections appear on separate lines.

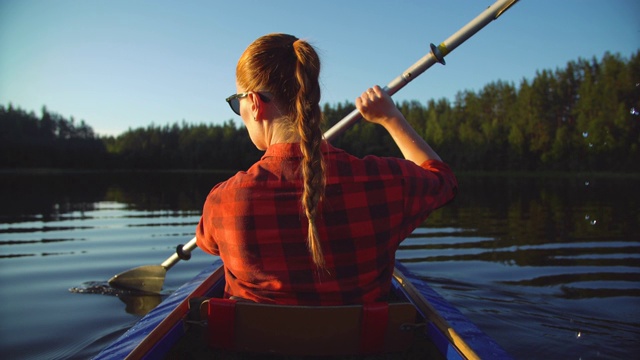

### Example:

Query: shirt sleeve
xmin=400 ymin=159 xmax=458 ymax=238
xmin=196 ymin=186 xmax=222 ymax=256
xmin=196 ymin=214 xmax=219 ymax=255
xmin=417 ymin=159 xmax=458 ymax=207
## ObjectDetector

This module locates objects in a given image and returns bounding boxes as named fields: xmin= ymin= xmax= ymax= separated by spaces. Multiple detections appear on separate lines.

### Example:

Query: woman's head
xmin=235 ymin=34 xmax=320 ymax=120
xmin=236 ymin=33 xmax=327 ymax=269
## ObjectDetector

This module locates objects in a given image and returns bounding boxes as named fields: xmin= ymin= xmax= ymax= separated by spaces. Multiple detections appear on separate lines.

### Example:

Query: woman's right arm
xmin=355 ymin=85 xmax=442 ymax=165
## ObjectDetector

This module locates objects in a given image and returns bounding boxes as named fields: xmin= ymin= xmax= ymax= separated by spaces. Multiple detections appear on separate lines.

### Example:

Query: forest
xmin=1 ymin=51 xmax=639 ymax=173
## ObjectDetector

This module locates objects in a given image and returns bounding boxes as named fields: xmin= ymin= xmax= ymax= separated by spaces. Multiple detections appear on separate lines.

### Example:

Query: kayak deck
xmin=94 ymin=259 xmax=511 ymax=359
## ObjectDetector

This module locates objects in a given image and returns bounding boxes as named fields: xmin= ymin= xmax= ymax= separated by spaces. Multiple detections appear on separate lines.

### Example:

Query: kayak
xmin=94 ymin=258 xmax=511 ymax=359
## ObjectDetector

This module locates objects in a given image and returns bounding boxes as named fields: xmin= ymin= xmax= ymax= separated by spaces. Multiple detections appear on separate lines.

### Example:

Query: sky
xmin=1 ymin=0 xmax=639 ymax=136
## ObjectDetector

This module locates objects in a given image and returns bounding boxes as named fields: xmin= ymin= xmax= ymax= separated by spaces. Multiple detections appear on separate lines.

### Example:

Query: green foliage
xmin=101 ymin=120 xmax=261 ymax=170
xmin=0 ymin=105 xmax=107 ymax=168
xmin=2 ymin=51 xmax=638 ymax=172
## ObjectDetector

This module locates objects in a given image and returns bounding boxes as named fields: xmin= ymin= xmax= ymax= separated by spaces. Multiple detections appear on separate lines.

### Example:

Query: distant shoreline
xmin=1 ymin=168 xmax=638 ymax=179
xmin=0 ymin=168 xmax=239 ymax=175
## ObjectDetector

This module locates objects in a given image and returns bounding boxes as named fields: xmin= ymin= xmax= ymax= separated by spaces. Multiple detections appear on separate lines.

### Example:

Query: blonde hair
xmin=236 ymin=34 xmax=326 ymax=268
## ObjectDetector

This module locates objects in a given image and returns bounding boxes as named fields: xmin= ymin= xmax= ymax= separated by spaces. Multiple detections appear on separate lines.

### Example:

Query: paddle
xmin=109 ymin=237 xmax=197 ymax=293
xmin=108 ymin=0 xmax=519 ymax=293
xmin=325 ymin=0 xmax=519 ymax=140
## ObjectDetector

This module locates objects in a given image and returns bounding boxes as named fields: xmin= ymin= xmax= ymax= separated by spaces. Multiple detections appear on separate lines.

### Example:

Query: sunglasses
xmin=225 ymin=92 xmax=271 ymax=116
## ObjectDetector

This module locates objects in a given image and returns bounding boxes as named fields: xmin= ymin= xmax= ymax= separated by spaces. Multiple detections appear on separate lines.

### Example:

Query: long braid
xmin=236 ymin=34 xmax=326 ymax=268
xmin=292 ymin=40 xmax=326 ymax=269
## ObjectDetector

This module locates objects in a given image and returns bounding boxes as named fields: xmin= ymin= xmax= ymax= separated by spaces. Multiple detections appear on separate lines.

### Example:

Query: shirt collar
xmin=261 ymin=141 xmax=341 ymax=160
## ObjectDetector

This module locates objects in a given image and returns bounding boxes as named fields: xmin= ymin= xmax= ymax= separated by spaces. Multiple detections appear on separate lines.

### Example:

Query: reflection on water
xmin=0 ymin=171 xmax=232 ymax=221
xmin=118 ymin=294 xmax=164 ymax=315
xmin=396 ymin=174 xmax=640 ymax=359
xmin=0 ymin=171 xmax=638 ymax=359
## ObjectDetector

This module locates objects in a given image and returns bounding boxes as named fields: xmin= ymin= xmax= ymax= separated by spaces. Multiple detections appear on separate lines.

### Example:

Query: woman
xmin=196 ymin=33 xmax=457 ymax=305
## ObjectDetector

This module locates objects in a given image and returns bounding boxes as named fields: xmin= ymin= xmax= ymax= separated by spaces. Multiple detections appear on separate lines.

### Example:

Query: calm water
xmin=0 ymin=171 xmax=638 ymax=359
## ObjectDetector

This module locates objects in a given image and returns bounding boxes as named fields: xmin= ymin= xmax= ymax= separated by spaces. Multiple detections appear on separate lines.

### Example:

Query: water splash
xmin=69 ymin=281 xmax=130 ymax=296
xmin=630 ymin=107 xmax=639 ymax=116
xmin=582 ymin=131 xmax=589 ymax=138
xmin=69 ymin=281 xmax=165 ymax=296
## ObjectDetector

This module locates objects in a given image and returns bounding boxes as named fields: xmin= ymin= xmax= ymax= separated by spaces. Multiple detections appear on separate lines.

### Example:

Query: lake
xmin=0 ymin=171 xmax=638 ymax=359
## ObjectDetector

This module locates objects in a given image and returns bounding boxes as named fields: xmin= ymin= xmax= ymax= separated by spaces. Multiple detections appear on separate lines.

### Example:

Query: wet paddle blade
xmin=108 ymin=265 xmax=167 ymax=293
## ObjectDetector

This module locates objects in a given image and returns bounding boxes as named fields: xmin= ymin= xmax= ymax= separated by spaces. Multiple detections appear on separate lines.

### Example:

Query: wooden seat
xmin=188 ymin=298 xmax=419 ymax=356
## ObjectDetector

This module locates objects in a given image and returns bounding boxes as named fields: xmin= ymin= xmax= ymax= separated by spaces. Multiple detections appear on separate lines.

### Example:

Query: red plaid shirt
xmin=196 ymin=142 xmax=457 ymax=305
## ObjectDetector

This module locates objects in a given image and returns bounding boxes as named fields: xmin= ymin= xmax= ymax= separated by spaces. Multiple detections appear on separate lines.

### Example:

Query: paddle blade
xmin=108 ymin=265 xmax=167 ymax=293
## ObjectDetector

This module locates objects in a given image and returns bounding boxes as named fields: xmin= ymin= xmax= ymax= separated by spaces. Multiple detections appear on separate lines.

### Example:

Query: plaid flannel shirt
xmin=196 ymin=142 xmax=457 ymax=305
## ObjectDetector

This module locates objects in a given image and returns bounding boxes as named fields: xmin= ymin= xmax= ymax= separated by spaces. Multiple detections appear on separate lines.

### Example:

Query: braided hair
xmin=236 ymin=34 xmax=326 ymax=268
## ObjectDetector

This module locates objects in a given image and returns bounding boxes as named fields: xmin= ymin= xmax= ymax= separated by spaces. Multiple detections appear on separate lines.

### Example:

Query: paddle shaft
xmin=161 ymin=236 xmax=197 ymax=270
xmin=155 ymin=0 xmax=519 ymax=272
xmin=324 ymin=0 xmax=519 ymax=141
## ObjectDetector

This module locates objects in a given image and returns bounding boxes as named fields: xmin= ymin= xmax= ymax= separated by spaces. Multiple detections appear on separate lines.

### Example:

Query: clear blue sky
xmin=1 ymin=0 xmax=638 ymax=136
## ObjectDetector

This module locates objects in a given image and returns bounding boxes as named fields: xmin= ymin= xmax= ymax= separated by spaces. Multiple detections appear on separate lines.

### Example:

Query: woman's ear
xmin=248 ymin=92 xmax=264 ymax=121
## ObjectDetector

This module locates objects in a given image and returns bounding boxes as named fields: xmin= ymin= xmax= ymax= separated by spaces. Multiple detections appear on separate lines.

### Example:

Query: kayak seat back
xmin=190 ymin=298 xmax=419 ymax=356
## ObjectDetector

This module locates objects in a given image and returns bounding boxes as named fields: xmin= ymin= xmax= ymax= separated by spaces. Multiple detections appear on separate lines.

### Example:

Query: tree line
xmin=2 ymin=51 xmax=638 ymax=172
xmin=0 ymin=105 xmax=106 ymax=168
xmin=327 ymin=51 xmax=640 ymax=172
